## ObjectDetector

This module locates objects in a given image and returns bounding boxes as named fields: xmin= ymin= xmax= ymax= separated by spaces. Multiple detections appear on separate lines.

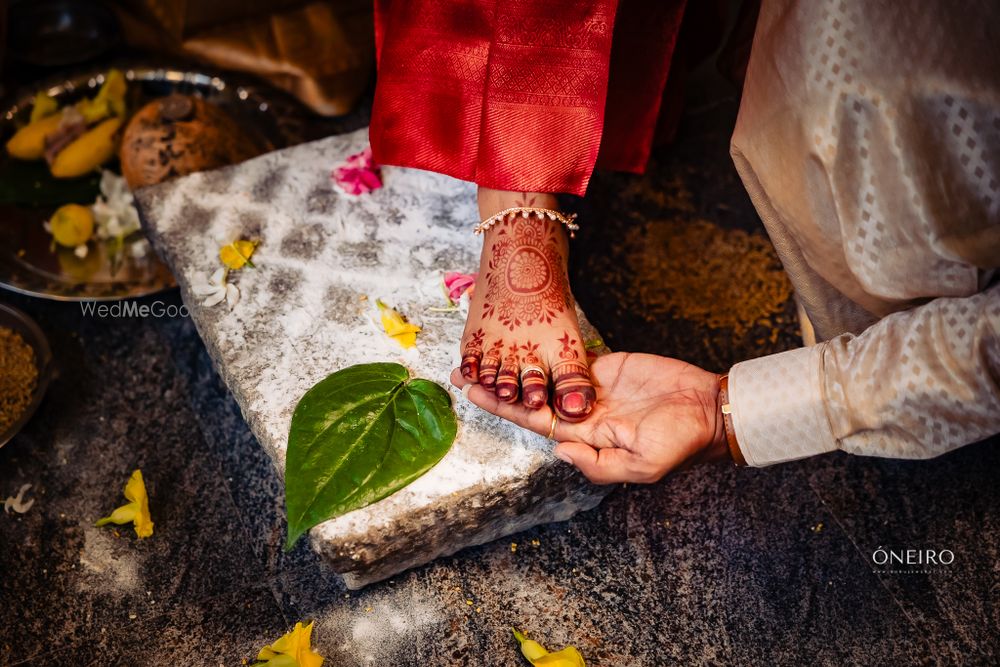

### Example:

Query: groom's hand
xmin=452 ymin=352 xmax=731 ymax=484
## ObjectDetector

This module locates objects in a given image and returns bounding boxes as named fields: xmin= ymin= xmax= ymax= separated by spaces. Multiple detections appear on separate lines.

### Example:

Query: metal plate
xmin=0 ymin=302 xmax=53 ymax=449
xmin=0 ymin=64 xmax=306 ymax=301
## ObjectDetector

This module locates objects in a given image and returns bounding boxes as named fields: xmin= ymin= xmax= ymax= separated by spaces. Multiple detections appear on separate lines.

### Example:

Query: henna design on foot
xmin=478 ymin=338 xmax=505 ymax=391
xmin=518 ymin=341 xmax=548 ymax=409
xmin=495 ymin=342 xmax=521 ymax=403
xmin=482 ymin=216 xmax=571 ymax=331
xmin=557 ymin=331 xmax=580 ymax=360
xmin=513 ymin=192 xmax=537 ymax=207
xmin=461 ymin=328 xmax=485 ymax=381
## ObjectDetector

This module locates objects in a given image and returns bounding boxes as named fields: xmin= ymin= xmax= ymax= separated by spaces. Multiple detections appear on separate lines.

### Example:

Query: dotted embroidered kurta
xmin=729 ymin=0 xmax=1000 ymax=465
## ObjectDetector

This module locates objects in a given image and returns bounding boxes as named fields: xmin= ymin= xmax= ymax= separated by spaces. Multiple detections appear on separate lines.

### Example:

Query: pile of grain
xmin=0 ymin=326 xmax=37 ymax=433
xmin=626 ymin=218 xmax=792 ymax=337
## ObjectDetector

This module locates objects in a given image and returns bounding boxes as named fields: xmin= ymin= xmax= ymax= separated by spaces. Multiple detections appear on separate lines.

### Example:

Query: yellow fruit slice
xmin=6 ymin=113 xmax=63 ymax=160
xmin=30 ymin=91 xmax=59 ymax=123
xmin=49 ymin=204 xmax=95 ymax=247
xmin=77 ymin=69 xmax=127 ymax=123
xmin=49 ymin=117 xmax=123 ymax=179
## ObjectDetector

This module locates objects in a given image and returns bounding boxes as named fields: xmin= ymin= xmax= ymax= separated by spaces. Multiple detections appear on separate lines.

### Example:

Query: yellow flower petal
xmin=96 ymin=469 xmax=154 ymax=539
xmin=513 ymin=629 xmax=586 ymax=667
xmin=256 ymin=622 xmax=324 ymax=667
xmin=258 ymin=656 xmax=296 ymax=667
xmin=220 ymin=240 xmax=258 ymax=270
xmin=95 ymin=504 xmax=137 ymax=527
xmin=534 ymin=647 xmax=586 ymax=667
xmin=376 ymin=300 xmax=421 ymax=349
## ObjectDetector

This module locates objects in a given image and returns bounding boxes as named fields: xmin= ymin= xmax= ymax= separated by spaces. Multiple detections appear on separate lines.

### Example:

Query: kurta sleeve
xmin=727 ymin=284 xmax=1000 ymax=466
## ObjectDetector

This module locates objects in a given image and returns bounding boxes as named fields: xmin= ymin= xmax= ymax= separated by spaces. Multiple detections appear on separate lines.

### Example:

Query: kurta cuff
xmin=728 ymin=344 xmax=838 ymax=466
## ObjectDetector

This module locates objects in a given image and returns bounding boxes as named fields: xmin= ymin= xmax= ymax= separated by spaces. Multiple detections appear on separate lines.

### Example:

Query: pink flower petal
xmin=444 ymin=272 xmax=477 ymax=302
xmin=331 ymin=146 xmax=382 ymax=195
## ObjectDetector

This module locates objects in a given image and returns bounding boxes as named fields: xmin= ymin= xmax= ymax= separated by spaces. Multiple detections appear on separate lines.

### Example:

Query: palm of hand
xmin=567 ymin=353 xmax=725 ymax=483
xmin=455 ymin=352 xmax=727 ymax=484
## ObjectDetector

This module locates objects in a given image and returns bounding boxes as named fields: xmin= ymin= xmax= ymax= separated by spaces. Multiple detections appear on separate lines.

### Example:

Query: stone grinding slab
xmin=136 ymin=128 xmax=610 ymax=588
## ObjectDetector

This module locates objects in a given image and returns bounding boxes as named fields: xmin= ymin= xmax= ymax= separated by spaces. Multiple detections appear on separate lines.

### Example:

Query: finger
xmin=466 ymin=385 xmax=583 ymax=441
xmin=551 ymin=360 xmax=597 ymax=422
xmin=520 ymin=364 xmax=548 ymax=409
xmin=479 ymin=353 xmax=501 ymax=391
xmin=451 ymin=367 xmax=471 ymax=388
xmin=553 ymin=442 xmax=635 ymax=485
xmin=494 ymin=355 xmax=520 ymax=403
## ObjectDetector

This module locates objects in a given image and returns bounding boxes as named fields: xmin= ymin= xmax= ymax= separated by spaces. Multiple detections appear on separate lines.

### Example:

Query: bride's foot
xmin=458 ymin=188 xmax=596 ymax=422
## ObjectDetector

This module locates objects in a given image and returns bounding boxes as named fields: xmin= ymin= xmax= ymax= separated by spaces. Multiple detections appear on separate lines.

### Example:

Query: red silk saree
xmin=370 ymin=0 xmax=687 ymax=196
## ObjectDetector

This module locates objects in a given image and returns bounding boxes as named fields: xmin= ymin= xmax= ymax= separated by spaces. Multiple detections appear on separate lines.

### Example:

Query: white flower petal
xmin=203 ymin=289 xmax=227 ymax=307
xmin=210 ymin=267 xmax=226 ymax=285
xmin=225 ymin=283 xmax=240 ymax=309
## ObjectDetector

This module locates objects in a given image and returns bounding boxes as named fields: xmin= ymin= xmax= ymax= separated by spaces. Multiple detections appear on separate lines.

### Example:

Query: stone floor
xmin=1 ymin=96 xmax=998 ymax=667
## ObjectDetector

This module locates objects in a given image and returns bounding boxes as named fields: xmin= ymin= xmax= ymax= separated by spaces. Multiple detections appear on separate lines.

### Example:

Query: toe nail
xmin=562 ymin=391 xmax=589 ymax=414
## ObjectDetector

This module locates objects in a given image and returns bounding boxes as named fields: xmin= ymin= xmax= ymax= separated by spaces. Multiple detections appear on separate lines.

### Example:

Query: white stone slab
xmin=137 ymin=128 xmax=609 ymax=587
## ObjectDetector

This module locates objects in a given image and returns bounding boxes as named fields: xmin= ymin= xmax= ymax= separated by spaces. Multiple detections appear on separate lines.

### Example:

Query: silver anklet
xmin=473 ymin=207 xmax=579 ymax=238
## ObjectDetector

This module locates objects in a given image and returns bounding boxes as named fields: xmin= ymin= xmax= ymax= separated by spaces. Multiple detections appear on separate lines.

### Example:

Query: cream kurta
xmin=728 ymin=0 xmax=1000 ymax=465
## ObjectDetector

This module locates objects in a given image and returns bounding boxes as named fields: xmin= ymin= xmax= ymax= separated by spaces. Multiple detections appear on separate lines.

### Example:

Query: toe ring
xmin=520 ymin=364 xmax=545 ymax=378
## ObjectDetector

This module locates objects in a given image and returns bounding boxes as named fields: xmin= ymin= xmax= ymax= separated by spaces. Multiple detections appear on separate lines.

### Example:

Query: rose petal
xmin=332 ymin=147 xmax=383 ymax=195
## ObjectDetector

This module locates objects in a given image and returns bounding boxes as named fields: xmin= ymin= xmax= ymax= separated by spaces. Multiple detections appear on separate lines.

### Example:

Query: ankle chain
xmin=474 ymin=207 xmax=579 ymax=238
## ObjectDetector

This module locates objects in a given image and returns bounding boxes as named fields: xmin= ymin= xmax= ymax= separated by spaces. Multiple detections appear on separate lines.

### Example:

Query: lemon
xmin=49 ymin=204 xmax=95 ymax=247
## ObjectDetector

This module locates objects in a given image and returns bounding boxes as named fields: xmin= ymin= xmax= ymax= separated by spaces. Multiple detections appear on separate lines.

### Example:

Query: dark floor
xmin=2 ymin=95 xmax=998 ymax=667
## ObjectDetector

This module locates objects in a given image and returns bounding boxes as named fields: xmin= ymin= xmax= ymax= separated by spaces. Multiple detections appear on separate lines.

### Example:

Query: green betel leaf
xmin=284 ymin=362 xmax=458 ymax=550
